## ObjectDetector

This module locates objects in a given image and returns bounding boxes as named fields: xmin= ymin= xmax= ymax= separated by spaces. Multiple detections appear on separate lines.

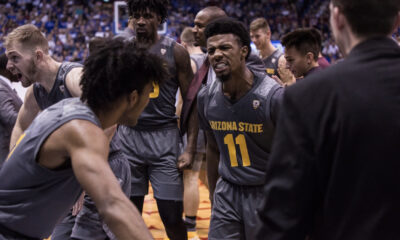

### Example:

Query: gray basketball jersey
xmin=263 ymin=49 xmax=283 ymax=77
xmin=33 ymin=62 xmax=82 ymax=110
xmin=198 ymin=71 xmax=280 ymax=185
xmin=134 ymin=36 xmax=179 ymax=130
xmin=190 ymin=53 xmax=206 ymax=72
xmin=0 ymin=98 xmax=100 ymax=238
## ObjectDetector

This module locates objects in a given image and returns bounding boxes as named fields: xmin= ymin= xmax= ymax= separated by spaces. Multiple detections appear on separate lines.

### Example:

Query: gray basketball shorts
xmin=117 ymin=126 xmax=183 ymax=201
xmin=182 ymin=129 xmax=206 ymax=171
xmin=208 ymin=178 xmax=264 ymax=240
xmin=70 ymin=150 xmax=131 ymax=240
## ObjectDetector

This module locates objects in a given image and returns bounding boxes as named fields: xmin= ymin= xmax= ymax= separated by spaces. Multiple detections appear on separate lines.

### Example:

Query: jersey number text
xmin=223 ymin=134 xmax=251 ymax=167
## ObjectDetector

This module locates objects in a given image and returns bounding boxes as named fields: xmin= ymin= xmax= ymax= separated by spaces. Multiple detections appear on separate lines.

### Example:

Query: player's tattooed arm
xmin=9 ymin=86 xmax=40 ymax=151
xmin=174 ymin=43 xmax=197 ymax=169
xmin=205 ymin=130 xmax=220 ymax=204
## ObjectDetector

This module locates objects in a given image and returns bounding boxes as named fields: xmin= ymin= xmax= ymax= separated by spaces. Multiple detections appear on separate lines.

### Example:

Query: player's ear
xmin=240 ymin=45 xmax=249 ymax=60
xmin=127 ymin=90 xmax=139 ymax=108
xmin=306 ymin=52 xmax=314 ymax=65
xmin=34 ymin=49 xmax=44 ymax=63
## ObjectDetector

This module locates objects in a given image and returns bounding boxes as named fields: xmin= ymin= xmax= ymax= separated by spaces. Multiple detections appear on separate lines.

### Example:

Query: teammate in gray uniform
xmin=179 ymin=27 xmax=207 ymax=239
xmin=186 ymin=6 xmax=267 ymax=204
xmin=5 ymin=24 xmax=128 ymax=240
xmin=70 ymin=37 xmax=131 ymax=240
xmin=6 ymin=24 xmax=82 ymax=149
xmin=0 ymin=38 xmax=166 ymax=240
xmin=249 ymin=17 xmax=295 ymax=85
xmin=197 ymin=18 xmax=283 ymax=240
xmin=117 ymin=0 xmax=195 ymax=239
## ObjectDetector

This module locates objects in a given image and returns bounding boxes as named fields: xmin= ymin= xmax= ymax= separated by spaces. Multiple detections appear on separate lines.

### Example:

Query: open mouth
xmin=136 ymin=28 xmax=147 ymax=33
xmin=213 ymin=63 xmax=228 ymax=73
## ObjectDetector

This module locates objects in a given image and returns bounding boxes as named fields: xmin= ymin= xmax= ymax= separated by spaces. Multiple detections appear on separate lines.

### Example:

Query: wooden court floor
xmin=45 ymin=181 xmax=211 ymax=240
xmin=144 ymin=181 xmax=211 ymax=240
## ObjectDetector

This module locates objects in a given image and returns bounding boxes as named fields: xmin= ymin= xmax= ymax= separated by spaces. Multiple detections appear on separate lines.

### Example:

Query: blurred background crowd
xmin=0 ymin=0 xmax=399 ymax=63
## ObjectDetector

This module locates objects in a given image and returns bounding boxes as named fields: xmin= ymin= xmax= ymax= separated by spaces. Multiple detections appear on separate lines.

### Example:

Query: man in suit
xmin=0 ymin=53 xmax=22 ymax=163
xmin=257 ymin=0 xmax=400 ymax=240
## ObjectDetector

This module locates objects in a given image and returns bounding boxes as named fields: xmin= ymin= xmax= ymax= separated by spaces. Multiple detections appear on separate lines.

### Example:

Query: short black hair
xmin=88 ymin=37 xmax=109 ymax=54
xmin=126 ymin=0 xmax=169 ymax=23
xmin=80 ymin=38 xmax=168 ymax=111
xmin=204 ymin=17 xmax=251 ymax=59
xmin=331 ymin=0 xmax=400 ymax=37
xmin=281 ymin=28 xmax=320 ymax=61
xmin=309 ymin=28 xmax=323 ymax=52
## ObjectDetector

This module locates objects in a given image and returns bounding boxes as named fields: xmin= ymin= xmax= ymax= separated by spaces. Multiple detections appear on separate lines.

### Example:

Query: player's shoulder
xmin=252 ymin=71 xmax=281 ymax=99
xmin=197 ymin=78 xmax=220 ymax=105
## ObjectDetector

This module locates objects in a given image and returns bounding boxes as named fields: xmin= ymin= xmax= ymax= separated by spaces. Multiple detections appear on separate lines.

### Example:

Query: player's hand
xmin=177 ymin=150 xmax=195 ymax=170
xmin=271 ymin=75 xmax=284 ymax=86
xmin=72 ymin=192 xmax=85 ymax=216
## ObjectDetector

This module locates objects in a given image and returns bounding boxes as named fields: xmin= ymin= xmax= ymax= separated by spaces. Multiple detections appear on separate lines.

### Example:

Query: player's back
xmin=33 ymin=62 xmax=82 ymax=110
xmin=0 ymin=98 xmax=99 ymax=239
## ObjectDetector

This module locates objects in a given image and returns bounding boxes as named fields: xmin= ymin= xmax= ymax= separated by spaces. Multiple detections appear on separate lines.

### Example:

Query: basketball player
xmin=184 ymin=6 xmax=267 ymax=203
xmin=179 ymin=27 xmax=207 ymax=239
xmin=6 ymin=24 xmax=82 ymax=149
xmin=0 ymin=38 xmax=167 ymax=240
xmin=197 ymin=17 xmax=283 ymax=239
xmin=4 ymin=24 xmax=128 ymax=239
xmin=117 ymin=0 xmax=194 ymax=239
xmin=249 ymin=17 xmax=286 ymax=77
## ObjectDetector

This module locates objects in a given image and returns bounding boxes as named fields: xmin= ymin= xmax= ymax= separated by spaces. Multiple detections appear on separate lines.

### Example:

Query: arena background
xmin=1 ymin=1 xmax=399 ymax=239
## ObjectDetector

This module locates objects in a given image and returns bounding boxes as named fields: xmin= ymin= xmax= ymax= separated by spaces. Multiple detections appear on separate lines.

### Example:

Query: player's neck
xmin=187 ymin=46 xmax=204 ymax=55
xmin=137 ymin=33 xmax=160 ymax=48
xmin=259 ymin=42 xmax=276 ymax=59
xmin=222 ymin=66 xmax=254 ymax=101
xmin=36 ymin=58 xmax=62 ymax=93
xmin=94 ymin=104 xmax=124 ymax=130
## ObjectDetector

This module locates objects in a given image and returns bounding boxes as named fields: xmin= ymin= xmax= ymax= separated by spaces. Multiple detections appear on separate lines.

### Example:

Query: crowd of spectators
xmin=1 ymin=0 xmax=398 ymax=63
